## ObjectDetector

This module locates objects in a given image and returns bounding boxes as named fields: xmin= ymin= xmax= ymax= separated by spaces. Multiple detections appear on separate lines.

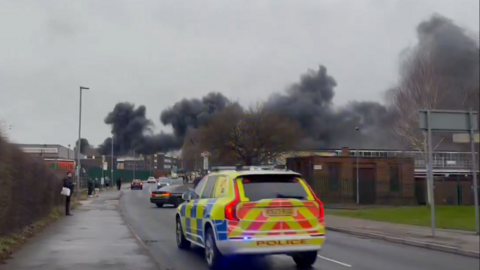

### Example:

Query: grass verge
xmin=326 ymin=206 xmax=479 ymax=231
xmin=0 ymin=207 xmax=63 ymax=263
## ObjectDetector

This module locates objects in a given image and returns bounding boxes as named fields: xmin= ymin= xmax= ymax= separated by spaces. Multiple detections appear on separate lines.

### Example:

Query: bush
xmin=0 ymin=134 xmax=64 ymax=238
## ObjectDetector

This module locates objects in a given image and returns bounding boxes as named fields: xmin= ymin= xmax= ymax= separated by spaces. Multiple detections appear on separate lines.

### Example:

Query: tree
xmin=389 ymin=48 xmax=447 ymax=153
xmin=75 ymin=138 xmax=90 ymax=155
xmin=199 ymin=104 xmax=302 ymax=165
xmin=389 ymin=45 xmax=480 ymax=205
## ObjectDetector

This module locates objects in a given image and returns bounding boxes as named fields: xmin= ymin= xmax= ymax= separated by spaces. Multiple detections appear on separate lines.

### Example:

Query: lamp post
xmin=68 ymin=144 xmax=71 ymax=159
xmin=133 ymin=148 xmax=136 ymax=180
xmin=76 ymin=86 xmax=89 ymax=191
xmin=111 ymin=137 xmax=114 ymax=183
xmin=355 ymin=127 xmax=360 ymax=205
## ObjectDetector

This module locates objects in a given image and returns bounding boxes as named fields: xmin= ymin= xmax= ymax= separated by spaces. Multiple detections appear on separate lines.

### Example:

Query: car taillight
xmin=305 ymin=182 xmax=324 ymax=223
xmin=151 ymin=193 xmax=156 ymax=197
xmin=165 ymin=192 xmax=171 ymax=196
xmin=225 ymin=180 xmax=240 ymax=221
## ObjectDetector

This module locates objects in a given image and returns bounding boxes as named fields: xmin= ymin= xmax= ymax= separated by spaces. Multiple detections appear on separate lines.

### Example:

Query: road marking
xmin=317 ymin=255 xmax=352 ymax=267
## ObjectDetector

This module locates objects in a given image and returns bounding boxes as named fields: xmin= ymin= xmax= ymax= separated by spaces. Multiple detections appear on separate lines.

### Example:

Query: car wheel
xmin=156 ymin=203 xmax=164 ymax=208
xmin=176 ymin=217 xmax=190 ymax=249
xmin=292 ymin=251 xmax=318 ymax=269
xmin=205 ymin=227 xmax=224 ymax=270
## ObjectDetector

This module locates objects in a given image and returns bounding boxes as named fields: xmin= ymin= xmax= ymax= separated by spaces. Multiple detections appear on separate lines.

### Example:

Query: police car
xmin=175 ymin=165 xmax=325 ymax=269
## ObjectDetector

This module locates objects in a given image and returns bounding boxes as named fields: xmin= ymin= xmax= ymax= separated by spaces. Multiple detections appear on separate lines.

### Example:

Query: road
xmin=121 ymin=182 xmax=480 ymax=270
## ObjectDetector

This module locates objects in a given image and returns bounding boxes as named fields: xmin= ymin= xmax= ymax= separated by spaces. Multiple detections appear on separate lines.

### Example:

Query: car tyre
xmin=292 ymin=251 xmax=318 ymax=269
xmin=156 ymin=203 xmax=164 ymax=208
xmin=176 ymin=217 xmax=190 ymax=250
xmin=205 ymin=227 xmax=224 ymax=270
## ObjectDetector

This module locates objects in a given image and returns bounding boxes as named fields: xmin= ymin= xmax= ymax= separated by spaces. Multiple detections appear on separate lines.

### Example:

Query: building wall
xmin=287 ymin=148 xmax=415 ymax=205
xmin=15 ymin=144 xmax=80 ymax=160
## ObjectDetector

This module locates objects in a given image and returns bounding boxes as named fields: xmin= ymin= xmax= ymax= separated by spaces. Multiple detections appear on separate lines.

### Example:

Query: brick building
xmin=287 ymin=147 xmax=416 ymax=205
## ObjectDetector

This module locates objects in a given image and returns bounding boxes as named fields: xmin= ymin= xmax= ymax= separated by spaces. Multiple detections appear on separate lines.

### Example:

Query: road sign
xmin=203 ymin=156 xmax=209 ymax=170
xmin=201 ymin=151 xmax=211 ymax=157
xmin=103 ymin=162 xmax=108 ymax=170
xmin=419 ymin=109 xmax=479 ymax=236
xmin=453 ymin=133 xmax=479 ymax=143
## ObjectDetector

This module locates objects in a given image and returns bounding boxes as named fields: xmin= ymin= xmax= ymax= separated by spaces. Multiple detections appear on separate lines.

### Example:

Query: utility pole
xmin=76 ymin=86 xmax=89 ymax=192
xmin=190 ymin=139 xmax=198 ymax=176
xmin=133 ymin=148 xmax=136 ymax=180
xmin=111 ymin=137 xmax=114 ymax=182
xmin=355 ymin=127 xmax=360 ymax=205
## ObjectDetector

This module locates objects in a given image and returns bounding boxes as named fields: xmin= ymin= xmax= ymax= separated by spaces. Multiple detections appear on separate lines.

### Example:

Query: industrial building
xmin=117 ymin=153 xmax=181 ymax=172
xmin=14 ymin=143 xmax=82 ymax=160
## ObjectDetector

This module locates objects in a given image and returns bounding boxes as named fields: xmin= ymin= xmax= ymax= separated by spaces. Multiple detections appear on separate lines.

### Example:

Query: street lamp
xmin=111 ymin=137 xmax=114 ymax=183
xmin=133 ymin=148 xmax=136 ymax=180
xmin=76 ymin=86 xmax=89 ymax=191
xmin=68 ymin=144 xmax=71 ymax=159
xmin=355 ymin=127 xmax=360 ymax=205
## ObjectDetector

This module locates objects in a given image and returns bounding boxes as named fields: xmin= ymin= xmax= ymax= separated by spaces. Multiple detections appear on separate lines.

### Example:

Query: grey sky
xmin=0 ymin=0 xmax=478 ymax=147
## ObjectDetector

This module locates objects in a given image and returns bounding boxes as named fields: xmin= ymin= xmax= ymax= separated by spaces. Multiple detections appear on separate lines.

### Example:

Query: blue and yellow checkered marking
xmin=180 ymin=198 xmax=222 ymax=244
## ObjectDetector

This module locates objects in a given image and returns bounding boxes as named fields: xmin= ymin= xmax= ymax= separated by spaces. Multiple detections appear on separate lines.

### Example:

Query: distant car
xmin=147 ymin=177 xmax=157 ymax=184
xmin=131 ymin=179 xmax=143 ymax=190
xmin=157 ymin=178 xmax=172 ymax=189
xmin=150 ymin=185 xmax=192 ymax=208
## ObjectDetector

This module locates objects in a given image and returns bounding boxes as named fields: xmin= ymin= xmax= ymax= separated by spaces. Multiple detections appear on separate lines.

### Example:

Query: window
xmin=213 ymin=176 xmax=228 ymax=198
xmin=194 ymin=177 xmax=208 ymax=197
xmin=240 ymin=175 xmax=308 ymax=202
xmin=201 ymin=176 xmax=217 ymax=198
xmin=328 ymin=164 xmax=340 ymax=191
xmin=389 ymin=164 xmax=400 ymax=192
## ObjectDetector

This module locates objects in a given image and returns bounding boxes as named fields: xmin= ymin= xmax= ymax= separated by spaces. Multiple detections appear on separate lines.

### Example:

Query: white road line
xmin=318 ymin=255 xmax=352 ymax=267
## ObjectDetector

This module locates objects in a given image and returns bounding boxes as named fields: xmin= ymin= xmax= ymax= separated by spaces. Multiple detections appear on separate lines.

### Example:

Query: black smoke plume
xmin=264 ymin=65 xmax=398 ymax=149
xmin=98 ymin=93 xmax=234 ymax=155
xmin=99 ymin=14 xmax=477 ymax=155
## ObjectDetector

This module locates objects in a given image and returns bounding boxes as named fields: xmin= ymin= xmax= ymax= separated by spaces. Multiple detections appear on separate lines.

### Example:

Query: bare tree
xmin=200 ymin=104 xmax=301 ymax=165
xmin=389 ymin=48 xmax=448 ymax=154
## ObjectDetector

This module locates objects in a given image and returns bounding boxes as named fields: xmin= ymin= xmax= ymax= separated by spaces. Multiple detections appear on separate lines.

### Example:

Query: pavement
xmin=0 ymin=187 xmax=159 ymax=270
xmin=1 ymin=182 xmax=479 ymax=270
xmin=325 ymin=215 xmax=480 ymax=258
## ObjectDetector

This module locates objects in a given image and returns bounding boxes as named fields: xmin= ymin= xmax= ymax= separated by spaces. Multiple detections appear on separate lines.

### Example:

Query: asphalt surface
xmin=121 ymin=182 xmax=480 ymax=270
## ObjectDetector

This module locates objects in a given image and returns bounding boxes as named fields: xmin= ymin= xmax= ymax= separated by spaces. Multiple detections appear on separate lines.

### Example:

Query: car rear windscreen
xmin=240 ymin=174 xmax=309 ymax=201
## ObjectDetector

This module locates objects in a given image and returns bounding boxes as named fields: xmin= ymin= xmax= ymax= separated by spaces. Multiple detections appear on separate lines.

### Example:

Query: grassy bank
xmin=326 ymin=206 xmax=478 ymax=231
xmin=0 ymin=207 xmax=62 ymax=263
xmin=0 ymin=192 xmax=87 ymax=264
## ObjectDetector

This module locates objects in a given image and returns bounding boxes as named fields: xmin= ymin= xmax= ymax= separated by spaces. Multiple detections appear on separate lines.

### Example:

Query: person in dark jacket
xmin=116 ymin=177 xmax=122 ymax=190
xmin=193 ymin=176 xmax=203 ymax=189
xmin=63 ymin=171 xmax=74 ymax=216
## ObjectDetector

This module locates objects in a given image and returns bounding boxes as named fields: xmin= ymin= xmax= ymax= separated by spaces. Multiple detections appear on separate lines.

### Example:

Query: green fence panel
xmin=87 ymin=167 xmax=153 ymax=182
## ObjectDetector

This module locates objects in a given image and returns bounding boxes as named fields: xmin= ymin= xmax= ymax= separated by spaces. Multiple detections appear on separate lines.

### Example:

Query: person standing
xmin=116 ymin=177 xmax=122 ymax=190
xmin=105 ymin=176 xmax=111 ymax=190
xmin=63 ymin=171 xmax=75 ymax=216
xmin=87 ymin=177 xmax=94 ymax=197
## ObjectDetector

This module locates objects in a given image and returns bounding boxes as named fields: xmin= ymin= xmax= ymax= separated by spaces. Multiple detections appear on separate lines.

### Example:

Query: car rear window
xmin=239 ymin=174 xmax=309 ymax=201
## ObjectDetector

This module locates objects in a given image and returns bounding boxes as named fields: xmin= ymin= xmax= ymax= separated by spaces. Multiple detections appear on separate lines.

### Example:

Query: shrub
xmin=0 ymin=134 xmax=64 ymax=238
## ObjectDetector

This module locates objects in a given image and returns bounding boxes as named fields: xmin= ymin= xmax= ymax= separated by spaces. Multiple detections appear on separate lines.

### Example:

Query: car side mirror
xmin=182 ymin=191 xmax=193 ymax=201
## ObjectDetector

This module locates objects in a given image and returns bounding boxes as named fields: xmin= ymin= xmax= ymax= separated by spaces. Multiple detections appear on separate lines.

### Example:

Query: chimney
xmin=341 ymin=147 xmax=350 ymax=157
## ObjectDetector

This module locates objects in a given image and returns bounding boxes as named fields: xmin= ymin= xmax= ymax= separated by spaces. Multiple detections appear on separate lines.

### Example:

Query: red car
xmin=131 ymin=179 xmax=143 ymax=190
